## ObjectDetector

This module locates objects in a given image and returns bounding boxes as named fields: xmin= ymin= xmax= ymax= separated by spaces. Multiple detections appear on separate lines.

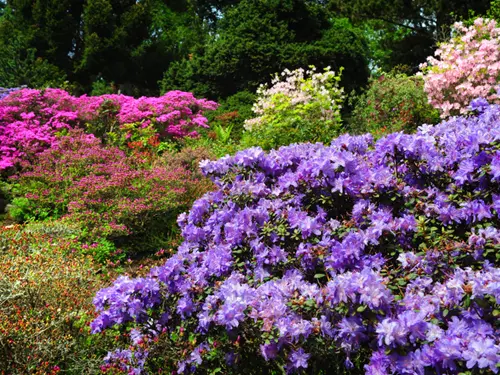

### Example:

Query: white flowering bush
xmin=242 ymin=66 xmax=345 ymax=150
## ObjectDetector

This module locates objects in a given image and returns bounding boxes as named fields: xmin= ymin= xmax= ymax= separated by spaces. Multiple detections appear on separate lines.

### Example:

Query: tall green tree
xmin=0 ymin=0 xmax=207 ymax=93
xmin=134 ymin=0 xmax=206 ymax=93
xmin=5 ymin=0 xmax=85 ymax=75
xmin=79 ymin=0 xmax=154 ymax=91
xmin=191 ymin=0 xmax=239 ymax=28
xmin=162 ymin=0 xmax=370 ymax=99
xmin=328 ymin=0 xmax=492 ymax=71
xmin=0 ymin=6 xmax=66 ymax=87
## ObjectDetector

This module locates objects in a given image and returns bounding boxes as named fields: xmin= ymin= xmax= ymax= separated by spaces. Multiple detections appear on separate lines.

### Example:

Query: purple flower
xmin=260 ymin=343 xmax=279 ymax=361
xmin=470 ymin=97 xmax=489 ymax=112
xmin=287 ymin=348 xmax=310 ymax=371
xmin=376 ymin=319 xmax=407 ymax=347
xmin=177 ymin=296 xmax=194 ymax=318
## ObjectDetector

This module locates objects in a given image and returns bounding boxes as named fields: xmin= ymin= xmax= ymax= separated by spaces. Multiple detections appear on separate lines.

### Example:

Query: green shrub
xmin=160 ymin=146 xmax=215 ymax=176
xmin=81 ymin=238 xmax=125 ymax=266
xmin=0 ymin=180 xmax=13 ymax=219
xmin=348 ymin=72 xmax=440 ymax=137
xmin=90 ymin=78 xmax=116 ymax=96
xmin=180 ymin=133 xmax=242 ymax=158
xmin=205 ymin=91 xmax=256 ymax=141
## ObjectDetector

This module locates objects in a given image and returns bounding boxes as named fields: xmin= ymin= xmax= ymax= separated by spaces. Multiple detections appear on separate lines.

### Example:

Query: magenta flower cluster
xmin=0 ymin=88 xmax=217 ymax=170
xmin=92 ymin=103 xmax=500 ymax=374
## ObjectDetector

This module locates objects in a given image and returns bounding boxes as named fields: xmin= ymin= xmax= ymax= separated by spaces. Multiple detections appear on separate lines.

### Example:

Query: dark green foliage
xmin=329 ymin=0 xmax=492 ymax=71
xmin=90 ymin=77 xmax=116 ymax=96
xmin=0 ymin=0 xmax=494 ymax=101
xmin=79 ymin=0 xmax=204 ymax=94
xmin=205 ymin=90 xmax=256 ymax=141
xmin=191 ymin=0 xmax=239 ymax=28
xmin=0 ymin=8 xmax=67 ymax=87
xmin=7 ymin=0 xmax=85 ymax=74
xmin=0 ymin=0 xmax=205 ymax=93
xmin=161 ymin=1 xmax=370 ymax=99
xmin=79 ymin=0 xmax=152 ymax=90
xmin=487 ymin=0 xmax=500 ymax=21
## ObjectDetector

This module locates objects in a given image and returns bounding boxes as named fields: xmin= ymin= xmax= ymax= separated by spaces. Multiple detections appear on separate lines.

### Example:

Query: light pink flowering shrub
xmin=420 ymin=18 xmax=500 ymax=117
xmin=0 ymin=88 xmax=217 ymax=171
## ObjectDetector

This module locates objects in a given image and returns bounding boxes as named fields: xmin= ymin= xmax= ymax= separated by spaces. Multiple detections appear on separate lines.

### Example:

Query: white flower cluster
xmin=244 ymin=66 xmax=345 ymax=131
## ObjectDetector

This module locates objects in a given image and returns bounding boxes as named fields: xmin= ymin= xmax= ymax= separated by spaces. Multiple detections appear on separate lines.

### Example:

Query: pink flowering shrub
xmin=10 ymin=129 xmax=214 ymax=253
xmin=0 ymin=88 xmax=217 ymax=171
xmin=420 ymin=18 xmax=500 ymax=117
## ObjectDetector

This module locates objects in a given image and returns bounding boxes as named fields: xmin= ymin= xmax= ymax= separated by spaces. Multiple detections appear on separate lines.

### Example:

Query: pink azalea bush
xmin=0 ymin=88 xmax=217 ymax=170
xmin=10 ymin=129 xmax=214 ymax=253
xmin=420 ymin=18 xmax=500 ymax=117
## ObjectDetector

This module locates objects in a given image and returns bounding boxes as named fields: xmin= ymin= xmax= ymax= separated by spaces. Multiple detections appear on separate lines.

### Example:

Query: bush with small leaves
xmin=10 ymin=129 xmax=214 ymax=254
xmin=349 ymin=72 xmax=440 ymax=137
xmin=0 ymin=223 xmax=121 ymax=374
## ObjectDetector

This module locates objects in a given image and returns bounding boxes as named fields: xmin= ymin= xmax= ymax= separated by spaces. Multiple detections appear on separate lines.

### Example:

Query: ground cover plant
xmin=0 ymin=88 xmax=217 ymax=171
xmin=0 ymin=222 xmax=120 ymax=374
xmin=90 ymin=101 xmax=500 ymax=373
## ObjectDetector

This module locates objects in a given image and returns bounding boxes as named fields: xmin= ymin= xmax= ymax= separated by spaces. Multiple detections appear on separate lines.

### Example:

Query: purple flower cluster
xmin=92 ymin=103 xmax=500 ymax=373
xmin=0 ymin=86 xmax=25 ymax=100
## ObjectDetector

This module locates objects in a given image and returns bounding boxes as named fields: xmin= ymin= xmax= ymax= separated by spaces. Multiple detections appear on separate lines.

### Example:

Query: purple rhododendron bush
xmin=0 ymin=88 xmax=217 ymax=171
xmin=91 ymin=103 xmax=500 ymax=374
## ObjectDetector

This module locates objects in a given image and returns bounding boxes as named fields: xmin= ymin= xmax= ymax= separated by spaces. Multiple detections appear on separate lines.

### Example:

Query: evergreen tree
xmin=328 ymin=0 xmax=492 ymax=71
xmin=162 ymin=0 xmax=370 ymax=99
xmin=0 ymin=0 xmax=206 ymax=93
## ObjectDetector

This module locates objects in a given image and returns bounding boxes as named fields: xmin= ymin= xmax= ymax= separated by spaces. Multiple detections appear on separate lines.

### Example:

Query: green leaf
xmin=357 ymin=305 xmax=367 ymax=312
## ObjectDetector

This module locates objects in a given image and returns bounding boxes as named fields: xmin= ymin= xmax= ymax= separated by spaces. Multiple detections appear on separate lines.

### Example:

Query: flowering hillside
xmin=91 ymin=102 xmax=500 ymax=373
